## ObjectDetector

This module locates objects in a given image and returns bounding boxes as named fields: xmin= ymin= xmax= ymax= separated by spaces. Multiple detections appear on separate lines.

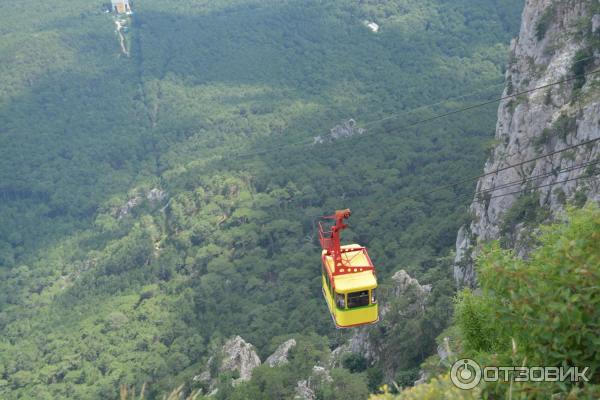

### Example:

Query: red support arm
xmin=329 ymin=209 xmax=350 ymax=271
xmin=318 ymin=209 xmax=374 ymax=276
xmin=318 ymin=209 xmax=351 ymax=273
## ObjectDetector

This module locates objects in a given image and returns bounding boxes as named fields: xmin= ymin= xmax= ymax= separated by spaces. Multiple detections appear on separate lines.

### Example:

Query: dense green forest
xmin=0 ymin=0 xmax=523 ymax=398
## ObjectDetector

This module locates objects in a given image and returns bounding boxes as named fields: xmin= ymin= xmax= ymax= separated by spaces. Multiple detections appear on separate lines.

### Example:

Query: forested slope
xmin=0 ymin=0 xmax=522 ymax=398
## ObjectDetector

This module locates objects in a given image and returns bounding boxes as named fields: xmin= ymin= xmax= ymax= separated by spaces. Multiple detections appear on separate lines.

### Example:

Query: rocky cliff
xmin=454 ymin=0 xmax=600 ymax=286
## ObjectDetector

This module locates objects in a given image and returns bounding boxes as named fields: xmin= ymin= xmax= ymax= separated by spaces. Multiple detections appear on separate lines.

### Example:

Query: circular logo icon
xmin=450 ymin=358 xmax=482 ymax=390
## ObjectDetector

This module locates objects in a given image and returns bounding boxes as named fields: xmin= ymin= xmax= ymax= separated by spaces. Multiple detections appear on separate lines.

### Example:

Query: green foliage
xmin=319 ymin=368 xmax=370 ymax=400
xmin=500 ymin=193 xmax=550 ymax=237
xmin=369 ymin=374 xmax=479 ymax=399
xmin=553 ymin=187 xmax=567 ymax=205
xmin=573 ymin=188 xmax=589 ymax=207
xmin=552 ymin=113 xmax=577 ymax=141
xmin=533 ymin=127 xmax=554 ymax=149
xmin=394 ymin=368 xmax=420 ymax=388
xmin=454 ymin=290 xmax=501 ymax=354
xmin=366 ymin=367 xmax=385 ymax=393
xmin=342 ymin=353 xmax=368 ymax=374
xmin=457 ymin=205 xmax=600 ymax=396
xmin=572 ymin=48 xmax=593 ymax=90
xmin=534 ymin=114 xmax=577 ymax=149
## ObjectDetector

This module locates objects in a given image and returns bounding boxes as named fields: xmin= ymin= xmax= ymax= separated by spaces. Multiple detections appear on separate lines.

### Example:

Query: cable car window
xmin=335 ymin=293 xmax=345 ymax=309
xmin=347 ymin=290 xmax=370 ymax=308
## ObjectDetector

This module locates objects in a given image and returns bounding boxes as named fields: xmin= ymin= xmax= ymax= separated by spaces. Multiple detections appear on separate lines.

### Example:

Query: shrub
xmin=419 ymin=206 xmax=600 ymax=398
xmin=366 ymin=367 xmax=384 ymax=392
xmin=395 ymin=368 xmax=420 ymax=388
xmin=342 ymin=353 xmax=368 ymax=373
xmin=500 ymin=193 xmax=550 ymax=236
xmin=552 ymin=113 xmax=577 ymax=141
xmin=572 ymin=48 xmax=593 ymax=90
xmin=473 ymin=205 xmax=600 ymax=394
xmin=533 ymin=127 xmax=553 ymax=148
xmin=535 ymin=5 xmax=555 ymax=41
xmin=553 ymin=187 xmax=566 ymax=204
xmin=535 ymin=114 xmax=576 ymax=148
xmin=369 ymin=374 xmax=480 ymax=399
xmin=572 ymin=189 xmax=588 ymax=207
xmin=454 ymin=290 xmax=501 ymax=353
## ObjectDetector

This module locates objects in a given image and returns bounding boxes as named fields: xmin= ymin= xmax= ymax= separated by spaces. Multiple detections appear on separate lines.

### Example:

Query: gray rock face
xmin=454 ymin=0 xmax=600 ymax=286
xmin=414 ymin=370 xmax=428 ymax=386
xmin=193 ymin=370 xmax=211 ymax=383
xmin=146 ymin=187 xmax=166 ymax=204
xmin=412 ymin=337 xmax=454 ymax=386
xmin=220 ymin=336 xmax=261 ymax=383
xmin=314 ymin=119 xmax=365 ymax=144
xmin=265 ymin=339 xmax=296 ymax=367
xmin=294 ymin=366 xmax=333 ymax=400
xmin=194 ymin=336 xmax=261 ymax=389
xmin=329 ymin=326 xmax=376 ymax=368
xmin=391 ymin=269 xmax=432 ymax=297
xmin=294 ymin=379 xmax=315 ymax=400
xmin=592 ymin=14 xmax=600 ymax=33
xmin=113 ymin=187 xmax=167 ymax=219
xmin=116 ymin=194 xmax=141 ymax=219
xmin=436 ymin=337 xmax=453 ymax=362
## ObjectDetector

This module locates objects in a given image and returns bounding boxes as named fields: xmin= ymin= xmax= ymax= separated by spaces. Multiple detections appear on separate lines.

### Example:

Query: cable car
xmin=319 ymin=209 xmax=378 ymax=328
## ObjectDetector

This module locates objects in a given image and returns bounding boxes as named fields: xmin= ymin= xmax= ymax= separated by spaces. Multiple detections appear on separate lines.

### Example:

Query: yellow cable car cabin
xmin=319 ymin=209 xmax=378 ymax=328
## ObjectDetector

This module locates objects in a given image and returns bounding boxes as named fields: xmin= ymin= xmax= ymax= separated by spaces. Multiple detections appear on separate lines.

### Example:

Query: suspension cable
xmin=489 ymin=172 xmax=600 ymax=200
xmin=422 ymin=136 xmax=600 ymax=197
xmin=229 ymin=68 xmax=600 ymax=160
xmin=455 ymin=159 xmax=600 ymax=203
xmin=473 ymin=159 xmax=600 ymax=195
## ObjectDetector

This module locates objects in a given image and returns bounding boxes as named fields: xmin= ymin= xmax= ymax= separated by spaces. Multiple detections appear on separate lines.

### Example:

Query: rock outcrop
xmin=454 ymin=0 xmax=600 ymax=286
xmin=116 ymin=194 xmax=142 ymax=219
xmin=146 ymin=188 xmax=166 ymax=205
xmin=390 ymin=269 xmax=432 ymax=298
xmin=313 ymin=119 xmax=365 ymax=144
xmin=113 ymin=187 xmax=167 ymax=219
xmin=220 ymin=336 xmax=261 ymax=383
xmin=194 ymin=336 xmax=261 ymax=389
xmin=294 ymin=366 xmax=333 ymax=400
xmin=265 ymin=338 xmax=296 ymax=367
xmin=294 ymin=379 xmax=316 ymax=400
